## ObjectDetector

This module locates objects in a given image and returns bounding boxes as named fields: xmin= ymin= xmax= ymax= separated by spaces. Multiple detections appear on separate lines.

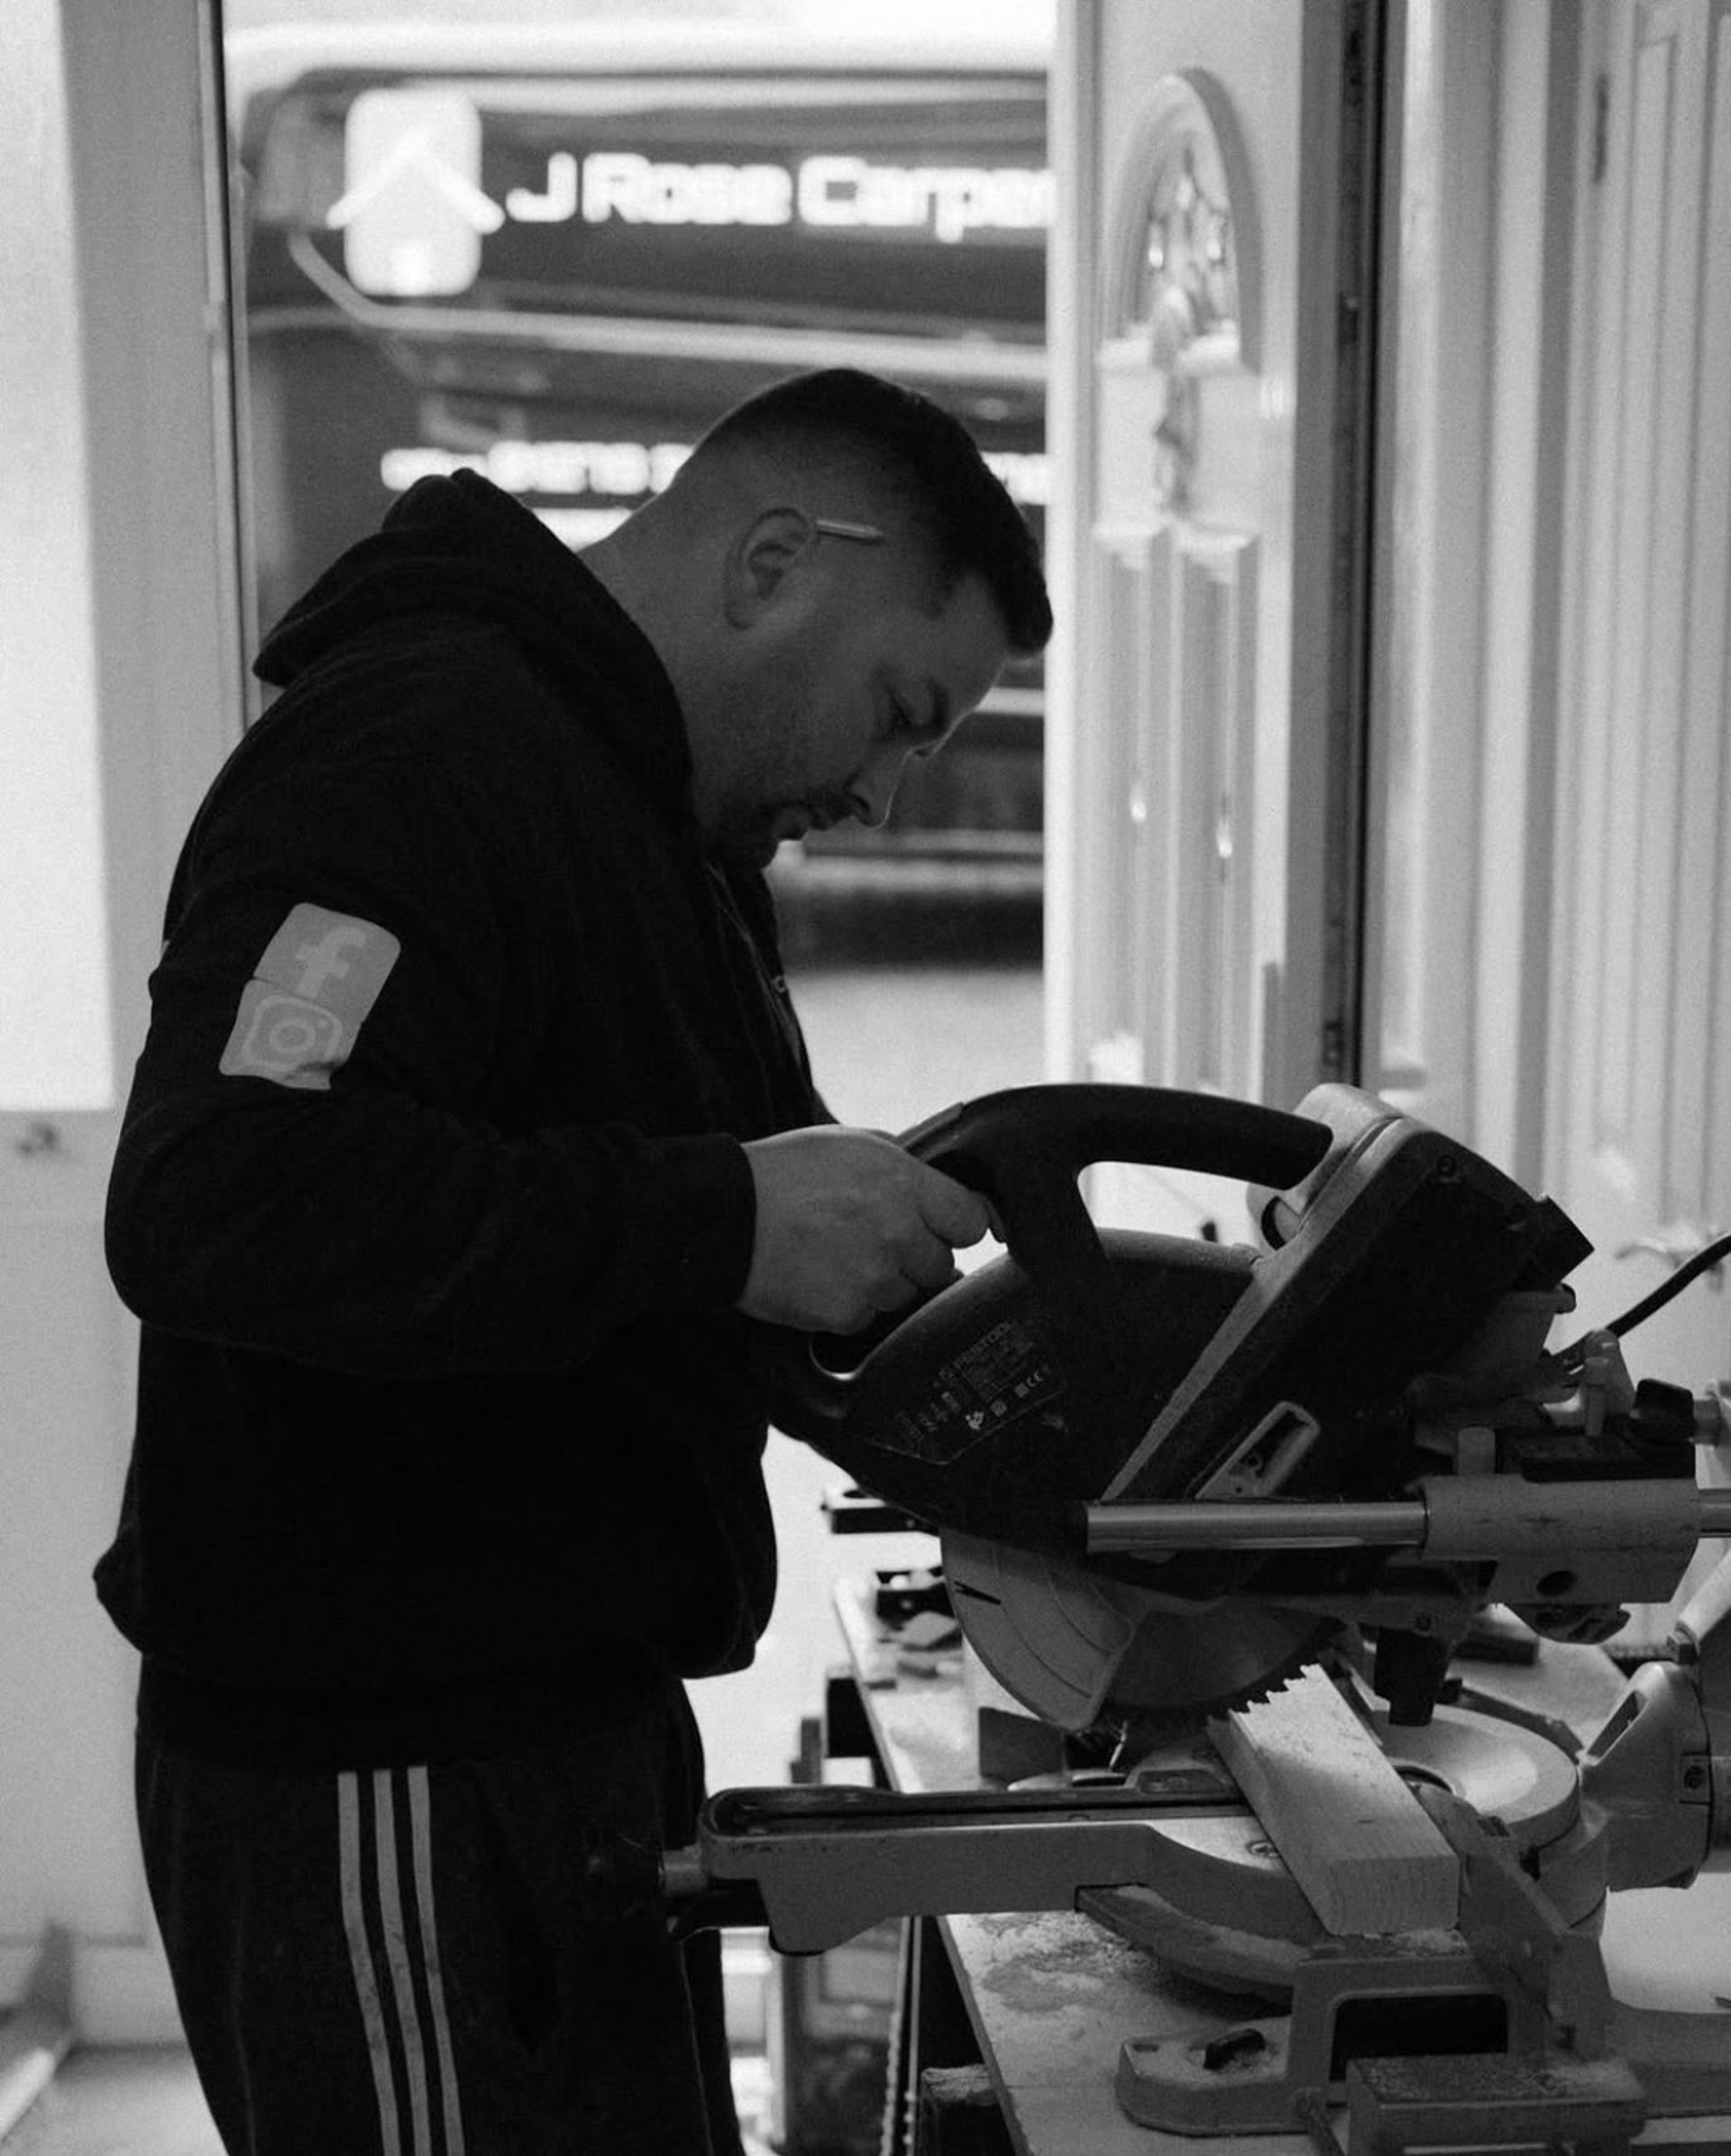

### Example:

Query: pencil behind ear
xmin=722 ymin=507 xmax=820 ymax=627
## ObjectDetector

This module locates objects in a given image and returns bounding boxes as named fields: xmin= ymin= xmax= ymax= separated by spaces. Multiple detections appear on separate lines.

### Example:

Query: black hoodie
xmin=96 ymin=472 xmax=822 ymax=1768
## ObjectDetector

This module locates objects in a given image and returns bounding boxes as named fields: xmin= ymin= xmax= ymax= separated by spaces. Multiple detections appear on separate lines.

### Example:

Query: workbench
xmin=827 ymin=1576 xmax=1731 ymax=2156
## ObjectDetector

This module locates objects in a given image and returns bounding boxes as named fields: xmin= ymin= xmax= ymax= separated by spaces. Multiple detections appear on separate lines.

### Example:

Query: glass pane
xmin=223 ymin=0 xmax=1051 ymax=962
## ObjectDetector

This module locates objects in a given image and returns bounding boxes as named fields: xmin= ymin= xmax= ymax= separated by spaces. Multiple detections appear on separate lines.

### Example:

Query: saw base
xmin=1062 ymin=1704 xmax=1626 ymax=2139
xmin=1085 ymin=1874 xmax=1731 ymax=2145
xmin=1104 ymin=1932 xmax=1544 ymax=2138
xmin=1107 ymin=1985 xmax=1724 ymax=2148
xmin=1045 ymin=1704 xmax=1731 ymax=2144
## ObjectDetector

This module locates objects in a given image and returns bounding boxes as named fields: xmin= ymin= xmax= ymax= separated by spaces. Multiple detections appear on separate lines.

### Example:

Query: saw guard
xmin=940 ymin=1527 xmax=1146 ymax=1730
xmin=941 ymin=1526 xmax=1333 ymax=1730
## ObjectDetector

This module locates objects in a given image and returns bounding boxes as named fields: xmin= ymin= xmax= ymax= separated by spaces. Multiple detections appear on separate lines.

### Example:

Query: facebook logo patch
xmin=220 ymin=905 xmax=401 ymax=1091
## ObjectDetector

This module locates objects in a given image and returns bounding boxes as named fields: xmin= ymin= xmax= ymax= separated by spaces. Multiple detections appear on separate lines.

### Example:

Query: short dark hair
xmin=694 ymin=369 xmax=1052 ymax=655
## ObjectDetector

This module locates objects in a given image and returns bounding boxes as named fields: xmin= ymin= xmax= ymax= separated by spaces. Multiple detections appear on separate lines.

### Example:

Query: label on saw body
xmin=879 ymin=1318 xmax=1065 ymax=1462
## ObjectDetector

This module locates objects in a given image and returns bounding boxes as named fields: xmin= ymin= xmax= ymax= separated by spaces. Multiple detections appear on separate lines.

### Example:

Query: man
xmin=96 ymin=368 xmax=1052 ymax=2154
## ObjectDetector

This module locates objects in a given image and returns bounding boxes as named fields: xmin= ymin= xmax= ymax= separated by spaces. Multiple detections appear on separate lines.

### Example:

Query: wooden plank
xmin=1209 ymin=1668 xmax=1460 ymax=1937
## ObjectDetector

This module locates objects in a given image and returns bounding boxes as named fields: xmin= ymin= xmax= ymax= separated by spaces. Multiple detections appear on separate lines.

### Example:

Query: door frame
xmin=0 ymin=0 xmax=243 ymax=2040
xmin=1357 ymin=1 xmax=1586 ymax=1184
xmin=1048 ymin=1 xmax=1593 ymax=1193
xmin=1046 ymin=0 xmax=1387 ymax=1118
xmin=1540 ymin=0 xmax=1731 ymax=1376
xmin=1042 ymin=0 xmax=1098 ymax=1083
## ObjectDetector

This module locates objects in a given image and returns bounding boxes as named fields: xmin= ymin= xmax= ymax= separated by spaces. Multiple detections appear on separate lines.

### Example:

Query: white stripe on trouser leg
xmin=339 ymin=1771 xmax=404 ymax=2156
xmin=372 ymin=1768 xmax=436 ymax=2155
xmin=407 ymin=1765 xmax=466 ymax=2156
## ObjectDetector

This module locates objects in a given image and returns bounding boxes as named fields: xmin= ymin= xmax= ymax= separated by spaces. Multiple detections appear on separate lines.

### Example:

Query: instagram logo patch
xmin=220 ymin=904 xmax=400 ymax=1092
xmin=234 ymin=991 xmax=346 ymax=1079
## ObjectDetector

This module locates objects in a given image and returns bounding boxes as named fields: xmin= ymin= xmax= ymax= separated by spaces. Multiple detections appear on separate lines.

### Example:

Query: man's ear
xmin=722 ymin=508 xmax=817 ymax=628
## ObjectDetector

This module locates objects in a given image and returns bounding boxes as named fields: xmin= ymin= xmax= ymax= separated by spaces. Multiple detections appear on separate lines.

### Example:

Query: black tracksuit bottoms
xmin=135 ymin=1676 xmax=745 ymax=2156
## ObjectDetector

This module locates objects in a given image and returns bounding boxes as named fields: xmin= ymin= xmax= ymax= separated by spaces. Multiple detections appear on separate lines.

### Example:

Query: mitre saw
xmin=663 ymin=1084 xmax=1731 ymax=2144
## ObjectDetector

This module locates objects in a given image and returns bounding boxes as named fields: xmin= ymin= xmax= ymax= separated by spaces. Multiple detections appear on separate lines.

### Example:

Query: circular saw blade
xmin=941 ymin=1528 xmax=1333 ymax=1731
xmin=1104 ymin=1591 xmax=1335 ymax=1726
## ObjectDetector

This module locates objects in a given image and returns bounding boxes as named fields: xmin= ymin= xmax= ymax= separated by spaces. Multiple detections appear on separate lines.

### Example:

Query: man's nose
xmin=850 ymin=747 xmax=914 ymax=827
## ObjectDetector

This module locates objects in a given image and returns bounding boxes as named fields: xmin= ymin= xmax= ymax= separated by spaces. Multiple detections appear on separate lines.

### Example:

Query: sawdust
xmin=969 ymin=1910 xmax=1164 ymax=2019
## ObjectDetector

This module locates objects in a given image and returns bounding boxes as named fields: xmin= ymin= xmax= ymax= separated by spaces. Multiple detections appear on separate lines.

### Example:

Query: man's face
xmin=700 ymin=561 xmax=1012 ymax=869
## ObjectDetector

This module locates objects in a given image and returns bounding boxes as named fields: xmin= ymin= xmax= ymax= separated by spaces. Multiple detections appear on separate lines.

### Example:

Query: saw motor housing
xmin=758 ymin=1083 xmax=1709 ymax=1732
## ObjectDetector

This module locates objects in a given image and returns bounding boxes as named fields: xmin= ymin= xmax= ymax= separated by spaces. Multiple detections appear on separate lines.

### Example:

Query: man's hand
xmin=737 ymin=1126 xmax=991 ymax=1333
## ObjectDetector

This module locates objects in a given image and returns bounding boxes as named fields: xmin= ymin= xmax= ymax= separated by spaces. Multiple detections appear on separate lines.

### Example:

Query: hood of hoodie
xmin=254 ymin=470 xmax=693 ymax=815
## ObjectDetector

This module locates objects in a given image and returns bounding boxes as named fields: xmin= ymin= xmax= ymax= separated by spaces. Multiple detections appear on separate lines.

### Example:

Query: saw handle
xmin=750 ymin=1083 xmax=1329 ymax=1455
xmin=754 ymin=1084 xmax=1327 ymax=1402
xmin=896 ymin=1083 xmax=1330 ymax=1284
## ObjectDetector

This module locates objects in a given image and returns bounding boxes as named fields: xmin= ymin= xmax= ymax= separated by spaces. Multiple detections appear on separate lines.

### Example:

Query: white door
xmin=0 ymin=0 xmax=243 ymax=2038
xmin=1547 ymin=0 xmax=1731 ymax=1611
xmin=1048 ymin=0 xmax=1376 ymax=1238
